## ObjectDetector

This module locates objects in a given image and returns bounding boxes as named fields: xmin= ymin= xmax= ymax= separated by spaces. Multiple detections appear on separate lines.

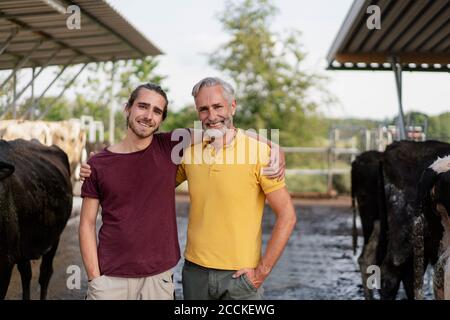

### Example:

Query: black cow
xmin=351 ymin=150 xmax=383 ymax=299
xmin=378 ymin=140 xmax=450 ymax=299
xmin=0 ymin=139 xmax=72 ymax=299
xmin=414 ymin=155 xmax=450 ymax=299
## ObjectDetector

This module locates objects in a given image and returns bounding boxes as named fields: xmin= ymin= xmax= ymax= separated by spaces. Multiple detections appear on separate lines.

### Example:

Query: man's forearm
xmin=79 ymin=223 xmax=100 ymax=280
xmin=245 ymin=130 xmax=277 ymax=147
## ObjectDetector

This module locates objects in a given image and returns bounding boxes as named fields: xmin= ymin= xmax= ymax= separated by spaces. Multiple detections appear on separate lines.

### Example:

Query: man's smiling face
xmin=194 ymin=85 xmax=236 ymax=136
xmin=126 ymin=88 xmax=166 ymax=139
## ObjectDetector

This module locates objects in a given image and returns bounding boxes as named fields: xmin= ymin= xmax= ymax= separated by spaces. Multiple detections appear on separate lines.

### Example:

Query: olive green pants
xmin=182 ymin=260 xmax=264 ymax=300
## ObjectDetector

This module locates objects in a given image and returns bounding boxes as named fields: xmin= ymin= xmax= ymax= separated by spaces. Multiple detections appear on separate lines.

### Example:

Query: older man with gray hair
xmin=177 ymin=77 xmax=297 ymax=300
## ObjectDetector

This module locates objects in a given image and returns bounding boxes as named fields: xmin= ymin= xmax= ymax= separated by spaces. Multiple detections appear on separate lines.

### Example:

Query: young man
xmin=178 ymin=77 xmax=297 ymax=300
xmin=79 ymin=83 xmax=181 ymax=300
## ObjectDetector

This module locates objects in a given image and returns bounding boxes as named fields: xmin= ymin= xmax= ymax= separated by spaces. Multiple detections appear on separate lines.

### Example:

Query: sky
xmin=105 ymin=0 xmax=449 ymax=120
xmin=4 ymin=0 xmax=448 ymax=121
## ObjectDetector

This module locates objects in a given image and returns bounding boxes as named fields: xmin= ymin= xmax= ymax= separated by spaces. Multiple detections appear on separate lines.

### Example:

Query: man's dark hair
xmin=125 ymin=83 xmax=169 ymax=120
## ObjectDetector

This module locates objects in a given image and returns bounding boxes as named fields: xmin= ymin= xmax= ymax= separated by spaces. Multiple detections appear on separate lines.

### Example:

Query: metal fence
xmin=284 ymin=146 xmax=360 ymax=195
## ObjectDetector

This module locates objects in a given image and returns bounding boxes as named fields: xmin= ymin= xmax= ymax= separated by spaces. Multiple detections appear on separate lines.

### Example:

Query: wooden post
xmin=327 ymin=129 xmax=335 ymax=195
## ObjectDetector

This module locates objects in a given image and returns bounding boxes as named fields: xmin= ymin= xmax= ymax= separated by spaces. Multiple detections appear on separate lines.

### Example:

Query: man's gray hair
xmin=191 ymin=77 xmax=235 ymax=104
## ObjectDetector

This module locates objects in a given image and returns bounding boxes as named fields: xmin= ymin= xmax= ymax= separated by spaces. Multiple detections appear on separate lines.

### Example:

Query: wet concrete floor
xmin=4 ymin=196 xmax=433 ymax=300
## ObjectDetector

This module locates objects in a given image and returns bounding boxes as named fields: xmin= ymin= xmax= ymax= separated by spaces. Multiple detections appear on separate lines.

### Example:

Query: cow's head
xmin=417 ymin=156 xmax=450 ymax=219
xmin=421 ymin=158 xmax=450 ymax=300
xmin=431 ymin=172 xmax=450 ymax=220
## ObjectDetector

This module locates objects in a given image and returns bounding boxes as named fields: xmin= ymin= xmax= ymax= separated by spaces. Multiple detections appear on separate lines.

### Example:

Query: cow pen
xmin=1 ymin=0 xmax=448 ymax=301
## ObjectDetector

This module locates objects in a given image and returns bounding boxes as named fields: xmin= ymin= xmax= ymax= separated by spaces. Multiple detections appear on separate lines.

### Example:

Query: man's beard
xmin=128 ymin=117 xmax=159 ymax=138
xmin=203 ymin=116 xmax=233 ymax=140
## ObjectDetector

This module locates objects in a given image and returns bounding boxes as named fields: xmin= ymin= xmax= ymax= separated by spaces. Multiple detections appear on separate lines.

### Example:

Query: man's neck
xmin=109 ymin=131 xmax=154 ymax=154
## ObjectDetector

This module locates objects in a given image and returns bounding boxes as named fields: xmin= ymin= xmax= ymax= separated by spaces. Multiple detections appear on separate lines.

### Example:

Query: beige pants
xmin=86 ymin=269 xmax=175 ymax=300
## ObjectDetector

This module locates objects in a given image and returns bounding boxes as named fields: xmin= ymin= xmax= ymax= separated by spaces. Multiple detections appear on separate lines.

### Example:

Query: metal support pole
xmin=4 ymin=50 xmax=61 ymax=113
xmin=38 ymin=63 xmax=89 ymax=119
xmin=381 ymin=127 xmax=385 ymax=147
xmin=31 ymin=67 xmax=35 ymax=120
xmin=327 ymin=148 xmax=334 ymax=195
xmin=423 ymin=117 xmax=428 ymax=140
xmin=97 ymin=121 xmax=105 ymax=143
xmin=390 ymin=57 xmax=407 ymax=140
xmin=0 ymin=28 xmax=20 ymax=56
xmin=109 ymin=60 xmax=116 ymax=145
xmin=365 ymin=129 xmax=370 ymax=151
xmin=12 ymin=72 xmax=16 ymax=119
xmin=20 ymin=57 xmax=76 ymax=119
xmin=0 ymin=39 xmax=45 ymax=92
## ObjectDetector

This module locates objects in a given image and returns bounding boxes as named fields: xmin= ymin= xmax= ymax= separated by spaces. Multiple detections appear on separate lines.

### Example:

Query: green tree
xmin=210 ymin=0 xmax=332 ymax=146
xmin=117 ymin=57 xmax=168 ymax=102
xmin=161 ymin=104 xmax=198 ymax=132
xmin=34 ymin=97 xmax=72 ymax=121
xmin=74 ymin=57 xmax=167 ymax=142
xmin=392 ymin=111 xmax=428 ymax=129
xmin=428 ymin=112 xmax=450 ymax=142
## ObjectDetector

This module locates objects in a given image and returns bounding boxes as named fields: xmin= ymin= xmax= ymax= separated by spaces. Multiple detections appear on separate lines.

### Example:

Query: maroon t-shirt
xmin=81 ymin=132 xmax=183 ymax=277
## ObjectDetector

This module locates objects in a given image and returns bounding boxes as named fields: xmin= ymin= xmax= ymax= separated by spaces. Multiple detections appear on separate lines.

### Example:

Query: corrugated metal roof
xmin=327 ymin=0 xmax=450 ymax=72
xmin=0 ymin=0 xmax=162 ymax=70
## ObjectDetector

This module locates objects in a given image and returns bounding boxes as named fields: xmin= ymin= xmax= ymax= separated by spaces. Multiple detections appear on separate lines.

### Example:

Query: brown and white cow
xmin=0 ymin=120 xmax=87 ymax=185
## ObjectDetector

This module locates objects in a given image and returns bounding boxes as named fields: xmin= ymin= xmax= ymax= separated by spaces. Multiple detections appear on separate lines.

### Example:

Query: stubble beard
xmin=128 ymin=117 xmax=159 ymax=139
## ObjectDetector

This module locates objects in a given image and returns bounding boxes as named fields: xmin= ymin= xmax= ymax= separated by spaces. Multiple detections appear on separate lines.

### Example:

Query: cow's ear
xmin=0 ymin=161 xmax=14 ymax=180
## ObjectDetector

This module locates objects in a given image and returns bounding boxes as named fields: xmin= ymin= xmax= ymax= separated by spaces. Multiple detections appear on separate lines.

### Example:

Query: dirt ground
xmin=4 ymin=196 xmax=433 ymax=300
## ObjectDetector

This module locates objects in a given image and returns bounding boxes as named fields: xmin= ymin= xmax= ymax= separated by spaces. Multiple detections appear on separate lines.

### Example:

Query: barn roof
xmin=0 ymin=0 xmax=162 ymax=71
xmin=327 ymin=0 xmax=450 ymax=72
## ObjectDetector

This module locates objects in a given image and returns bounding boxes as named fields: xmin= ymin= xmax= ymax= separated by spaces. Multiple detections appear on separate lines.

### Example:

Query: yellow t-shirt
xmin=176 ymin=129 xmax=285 ymax=270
